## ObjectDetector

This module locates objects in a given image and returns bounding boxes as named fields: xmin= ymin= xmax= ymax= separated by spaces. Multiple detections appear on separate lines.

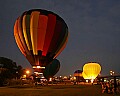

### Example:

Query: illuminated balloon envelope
xmin=14 ymin=9 xmax=69 ymax=73
xmin=83 ymin=62 xmax=101 ymax=80
xmin=43 ymin=59 xmax=60 ymax=79
xmin=74 ymin=70 xmax=82 ymax=77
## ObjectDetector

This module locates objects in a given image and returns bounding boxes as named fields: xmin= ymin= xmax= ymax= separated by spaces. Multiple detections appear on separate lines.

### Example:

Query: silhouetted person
xmin=114 ymin=82 xmax=117 ymax=93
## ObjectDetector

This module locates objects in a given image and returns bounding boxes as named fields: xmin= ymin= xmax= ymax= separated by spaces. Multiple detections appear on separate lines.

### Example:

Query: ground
xmin=0 ymin=84 xmax=119 ymax=96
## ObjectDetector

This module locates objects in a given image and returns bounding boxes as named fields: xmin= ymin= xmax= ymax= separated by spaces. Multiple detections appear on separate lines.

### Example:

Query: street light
xmin=110 ymin=70 xmax=114 ymax=76
xmin=26 ymin=70 xmax=30 ymax=79
xmin=26 ymin=70 xmax=30 ymax=74
xmin=16 ymin=71 xmax=18 ymax=80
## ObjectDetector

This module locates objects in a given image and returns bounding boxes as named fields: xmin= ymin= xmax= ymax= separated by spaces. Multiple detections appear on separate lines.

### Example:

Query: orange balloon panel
xmin=14 ymin=9 xmax=69 ymax=70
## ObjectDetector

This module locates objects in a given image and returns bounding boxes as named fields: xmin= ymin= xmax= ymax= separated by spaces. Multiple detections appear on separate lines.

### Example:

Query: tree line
xmin=0 ymin=57 xmax=24 ymax=86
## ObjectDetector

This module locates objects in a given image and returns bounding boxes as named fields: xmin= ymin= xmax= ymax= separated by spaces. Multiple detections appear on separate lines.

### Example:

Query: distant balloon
xmin=83 ymin=62 xmax=101 ymax=80
xmin=43 ymin=59 xmax=60 ymax=79
xmin=14 ymin=9 xmax=68 ymax=73
xmin=74 ymin=70 xmax=82 ymax=77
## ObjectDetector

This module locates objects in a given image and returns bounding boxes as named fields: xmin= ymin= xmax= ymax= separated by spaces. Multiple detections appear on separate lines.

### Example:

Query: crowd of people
xmin=101 ymin=81 xmax=120 ymax=94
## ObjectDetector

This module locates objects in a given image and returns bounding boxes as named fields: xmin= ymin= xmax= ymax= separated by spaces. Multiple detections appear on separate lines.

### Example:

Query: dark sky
xmin=0 ymin=0 xmax=120 ymax=76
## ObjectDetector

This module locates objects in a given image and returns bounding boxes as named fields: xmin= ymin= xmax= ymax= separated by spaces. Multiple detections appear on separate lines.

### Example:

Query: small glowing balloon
xmin=74 ymin=70 xmax=82 ymax=77
xmin=83 ymin=62 xmax=101 ymax=80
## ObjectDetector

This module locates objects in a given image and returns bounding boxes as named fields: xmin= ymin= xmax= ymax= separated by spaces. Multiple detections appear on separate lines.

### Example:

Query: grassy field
xmin=0 ymin=84 xmax=119 ymax=96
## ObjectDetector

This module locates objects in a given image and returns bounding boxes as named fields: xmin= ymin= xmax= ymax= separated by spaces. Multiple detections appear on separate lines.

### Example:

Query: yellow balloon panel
xmin=30 ymin=11 xmax=40 ymax=55
xmin=23 ymin=15 xmax=31 ymax=51
xmin=82 ymin=72 xmax=91 ymax=79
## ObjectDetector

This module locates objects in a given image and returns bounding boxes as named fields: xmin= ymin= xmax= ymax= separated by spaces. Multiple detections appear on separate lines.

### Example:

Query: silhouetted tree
xmin=0 ymin=57 xmax=23 ymax=86
xmin=16 ymin=65 xmax=24 ymax=79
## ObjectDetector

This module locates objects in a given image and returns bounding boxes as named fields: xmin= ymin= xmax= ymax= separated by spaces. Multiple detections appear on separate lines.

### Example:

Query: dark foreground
xmin=0 ymin=84 xmax=119 ymax=96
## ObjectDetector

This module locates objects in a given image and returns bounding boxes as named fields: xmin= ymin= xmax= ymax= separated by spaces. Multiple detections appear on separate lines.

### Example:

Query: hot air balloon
xmin=74 ymin=70 xmax=83 ymax=83
xmin=74 ymin=70 xmax=82 ymax=77
xmin=14 ymin=9 xmax=68 ymax=73
xmin=43 ymin=59 xmax=60 ymax=80
xmin=83 ymin=62 xmax=101 ymax=82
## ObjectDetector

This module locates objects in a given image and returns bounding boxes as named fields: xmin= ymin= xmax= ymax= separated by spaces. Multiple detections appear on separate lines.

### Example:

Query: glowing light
xmin=86 ymin=80 xmax=88 ymax=83
xmin=91 ymin=79 xmax=94 ymax=83
xmin=73 ymin=77 xmax=76 ymax=80
xmin=38 ymin=73 xmax=43 ymax=74
xmin=49 ymin=78 xmax=52 ymax=81
xmin=26 ymin=70 xmax=30 ymax=74
xmin=34 ymin=72 xmax=43 ymax=74
xmin=63 ymin=76 xmax=67 ymax=79
xmin=34 ymin=72 xmax=38 ymax=74
xmin=110 ymin=70 xmax=114 ymax=76
xmin=23 ymin=75 xmax=26 ymax=78
xmin=33 ymin=66 xmax=45 ymax=69
xmin=41 ymin=76 xmax=45 ymax=78
xmin=37 ymin=66 xmax=41 ymax=68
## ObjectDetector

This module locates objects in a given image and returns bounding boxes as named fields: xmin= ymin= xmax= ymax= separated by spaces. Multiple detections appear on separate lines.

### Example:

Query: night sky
xmin=0 ymin=0 xmax=120 ymax=76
